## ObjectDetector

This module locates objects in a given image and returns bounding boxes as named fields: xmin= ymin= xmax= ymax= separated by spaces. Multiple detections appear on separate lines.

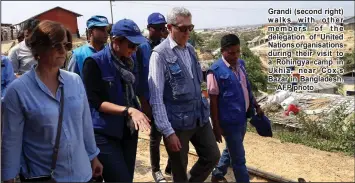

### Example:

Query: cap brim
xmin=126 ymin=34 xmax=148 ymax=44
xmin=88 ymin=23 xmax=109 ymax=28
xmin=150 ymin=20 xmax=167 ymax=25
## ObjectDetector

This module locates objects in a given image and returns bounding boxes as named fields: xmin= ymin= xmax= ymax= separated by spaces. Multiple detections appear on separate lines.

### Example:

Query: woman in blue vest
xmin=82 ymin=19 xmax=151 ymax=182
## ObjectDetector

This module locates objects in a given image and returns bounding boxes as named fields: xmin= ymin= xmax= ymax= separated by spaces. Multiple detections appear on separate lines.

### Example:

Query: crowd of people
xmin=1 ymin=6 xmax=268 ymax=183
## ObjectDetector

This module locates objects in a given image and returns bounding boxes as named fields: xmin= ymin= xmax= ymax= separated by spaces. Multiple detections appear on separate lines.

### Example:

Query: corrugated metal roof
xmin=13 ymin=6 xmax=82 ymax=26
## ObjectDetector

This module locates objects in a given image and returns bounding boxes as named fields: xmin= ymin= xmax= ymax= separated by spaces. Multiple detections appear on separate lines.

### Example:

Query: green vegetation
xmin=189 ymin=30 xmax=204 ymax=48
xmin=240 ymin=45 xmax=268 ymax=93
xmin=341 ymin=51 xmax=355 ymax=73
xmin=248 ymin=103 xmax=355 ymax=156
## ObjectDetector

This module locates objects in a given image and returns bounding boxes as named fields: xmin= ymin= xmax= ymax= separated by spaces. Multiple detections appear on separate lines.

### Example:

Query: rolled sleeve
xmin=1 ymin=86 xmax=25 ymax=181
xmin=207 ymin=73 xmax=219 ymax=95
xmin=148 ymin=52 xmax=175 ymax=137
xmin=77 ymin=76 xmax=100 ymax=161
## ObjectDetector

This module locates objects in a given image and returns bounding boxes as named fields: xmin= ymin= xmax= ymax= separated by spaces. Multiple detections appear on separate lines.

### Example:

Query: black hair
xmin=17 ymin=30 xmax=24 ymax=39
xmin=24 ymin=18 xmax=40 ymax=32
xmin=220 ymin=34 xmax=240 ymax=51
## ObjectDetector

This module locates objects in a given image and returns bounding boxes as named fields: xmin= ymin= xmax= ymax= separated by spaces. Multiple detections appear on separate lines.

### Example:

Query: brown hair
xmin=27 ymin=20 xmax=72 ymax=59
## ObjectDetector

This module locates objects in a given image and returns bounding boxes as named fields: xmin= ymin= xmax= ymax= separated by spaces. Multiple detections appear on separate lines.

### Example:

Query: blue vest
xmin=137 ymin=41 xmax=152 ymax=100
xmin=72 ymin=44 xmax=96 ymax=77
xmin=209 ymin=58 xmax=253 ymax=126
xmin=86 ymin=45 xmax=138 ymax=138
xmin=153 ymin=38 xmax=210 ymax=130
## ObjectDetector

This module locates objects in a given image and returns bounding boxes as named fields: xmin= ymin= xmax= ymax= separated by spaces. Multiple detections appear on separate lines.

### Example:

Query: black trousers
xmin=150 ymin=120 xmax=171 ymax=172
xmin=163 ymin=123 xmax=221 ymax=182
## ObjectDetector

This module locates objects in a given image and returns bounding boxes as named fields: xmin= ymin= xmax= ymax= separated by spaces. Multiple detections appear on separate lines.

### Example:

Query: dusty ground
xmin=134 ymin=132 xmax=354 ymax=182
xmin=134 ymin=133 xmax=268 ymax=182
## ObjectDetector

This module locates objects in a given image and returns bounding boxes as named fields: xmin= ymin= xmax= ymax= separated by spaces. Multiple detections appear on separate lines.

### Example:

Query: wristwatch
xmin=123 ymin=107 xmax=130 ymax=116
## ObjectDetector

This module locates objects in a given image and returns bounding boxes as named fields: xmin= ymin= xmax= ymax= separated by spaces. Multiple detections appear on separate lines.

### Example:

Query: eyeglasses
xmin=171 ymin=24 xmax=194 ymax=32
xmin=52 ymin=42 xmax=73 ymax=51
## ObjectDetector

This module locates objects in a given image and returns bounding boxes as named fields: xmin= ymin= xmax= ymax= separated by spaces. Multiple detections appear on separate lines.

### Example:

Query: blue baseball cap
xmin=87 ymin=15 xmax=109 ymax=29
xmin=148 ymin=13 xmax=167 ymax=25
xmin=111 ymin=19 xmax=146 ymax=44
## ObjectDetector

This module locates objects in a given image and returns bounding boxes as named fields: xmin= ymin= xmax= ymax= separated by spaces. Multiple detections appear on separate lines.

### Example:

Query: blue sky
xmin=1 ymin=1 xmax=354 ymax=34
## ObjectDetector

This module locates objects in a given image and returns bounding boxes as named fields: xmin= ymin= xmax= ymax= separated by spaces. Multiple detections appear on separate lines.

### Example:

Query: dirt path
xmin=134 ymin=136 xmax=268 ymax=182
xmin=134 ymin=132 xmax=354 ymax=182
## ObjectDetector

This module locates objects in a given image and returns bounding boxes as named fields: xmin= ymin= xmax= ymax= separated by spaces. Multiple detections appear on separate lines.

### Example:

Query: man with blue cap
xmin=68 ymin=15 xmax=109 ymax=78
xmin=208 ymin=34 xmax=264 ymax=183
xmin=82 ymin=19 xmax=151 ymax=182
xmin=132 ymin=12 xmax=171 ymax=183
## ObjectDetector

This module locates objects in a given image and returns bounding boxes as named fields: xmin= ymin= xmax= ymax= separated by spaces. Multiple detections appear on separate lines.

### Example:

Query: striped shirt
xmin=148 ymin=35 xmax=194 ymax=137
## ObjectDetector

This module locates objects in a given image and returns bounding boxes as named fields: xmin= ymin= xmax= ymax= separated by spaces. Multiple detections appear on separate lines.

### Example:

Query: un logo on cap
xmin=99 ymin=17 xmax=107 ymax=23
xmin=133 ymin=25 xmax=140 ymax=33
xmin=159 ymin=14 xmax=163 ymax=19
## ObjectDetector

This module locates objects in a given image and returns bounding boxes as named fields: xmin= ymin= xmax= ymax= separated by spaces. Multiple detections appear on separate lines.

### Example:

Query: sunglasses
xmin=150 ymin=25 xmax=167 ymax=32
xmin=171 ymin=24 xmax=194 ymax=32
xmin=52 ymin=42 xmax=73 ymax=51
xmin=127 ymin=41 xmax=139 ymax=50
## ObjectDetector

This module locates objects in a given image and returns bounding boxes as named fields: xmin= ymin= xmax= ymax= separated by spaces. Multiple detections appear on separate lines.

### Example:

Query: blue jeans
xmin=95 ymin=127 xmax=138 ymax=182
xmin=212 ymin=122 xmax=250 ymax=183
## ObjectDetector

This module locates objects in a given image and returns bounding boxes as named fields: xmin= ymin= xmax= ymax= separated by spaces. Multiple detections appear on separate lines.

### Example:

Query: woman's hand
xmin=128 ymin=107 xmax=151 ymax=132
xmin=91 ymin=157 xmax=103 ymax=178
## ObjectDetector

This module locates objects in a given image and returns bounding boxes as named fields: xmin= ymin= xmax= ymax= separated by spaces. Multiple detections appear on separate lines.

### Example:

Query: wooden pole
xmin=110 ymin=0 xmax=114 ymax=24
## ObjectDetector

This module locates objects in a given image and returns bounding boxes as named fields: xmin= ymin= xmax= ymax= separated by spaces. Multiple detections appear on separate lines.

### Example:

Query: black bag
xmin=20 ymin=87 xmax=64 ymax=182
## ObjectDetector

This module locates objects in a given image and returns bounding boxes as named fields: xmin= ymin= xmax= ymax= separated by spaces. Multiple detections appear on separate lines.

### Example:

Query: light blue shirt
xmin=1 ymin=66 xmax=100 ymax=182
xmin=1 ymin=55 xmax=16 ymax=99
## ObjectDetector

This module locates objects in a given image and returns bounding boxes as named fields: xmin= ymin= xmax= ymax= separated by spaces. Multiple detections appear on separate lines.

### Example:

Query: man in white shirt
xmin=8 ymin=19 xmax=40 ymax=77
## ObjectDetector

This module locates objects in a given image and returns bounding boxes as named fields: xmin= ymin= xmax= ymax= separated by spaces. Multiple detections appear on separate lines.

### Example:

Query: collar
xmin=109 ymin=44 xmax=134 ymax=70
xmin=148 ymin=38 xmax=163 ymax=48
xmin=30 ymin=65 xmax=65 ymax=85
xmin=168 ymin=35 xmax=187 ymax=49
xmin=222 ymin=56 xmax=240 ymax=71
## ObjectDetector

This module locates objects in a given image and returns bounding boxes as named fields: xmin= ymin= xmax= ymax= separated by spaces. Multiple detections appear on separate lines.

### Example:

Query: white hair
xmin=167 ymin=7 xmax=192 ymax=25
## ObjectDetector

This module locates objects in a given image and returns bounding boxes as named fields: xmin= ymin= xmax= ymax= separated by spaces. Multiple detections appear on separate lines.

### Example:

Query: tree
xmin=189 ymin=30 xmax=203 ymax=48
xmin=240 ymin=45 xmax=267 ymax=93
xmin=341 ymin=51 xmax=355 ymax=73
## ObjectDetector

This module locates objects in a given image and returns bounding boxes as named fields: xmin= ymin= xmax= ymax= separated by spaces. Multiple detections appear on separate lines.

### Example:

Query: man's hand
xmin=213 ymin=125 xmax=223 ymax=143
xmin=166 ymin=133 xmax=181 ymax=152
xmin=4 ymin=179 xmax=15 ymax=183
xmin=91 ymin=157 xmax=103 ymax=178
xmin=256 ymin=106 xmax=264 ymax=117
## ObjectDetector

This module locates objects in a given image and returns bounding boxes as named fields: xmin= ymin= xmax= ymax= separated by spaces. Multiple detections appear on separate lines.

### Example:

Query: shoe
xmin=164 ymin=166 xmax=172 ymax=176
xmin=152 ymin=170 xmax=167 ymax=183
xmin=211 ymin=176 xmax=228 ymax=183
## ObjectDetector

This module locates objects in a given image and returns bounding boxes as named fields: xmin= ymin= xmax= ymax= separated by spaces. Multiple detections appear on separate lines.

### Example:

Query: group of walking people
xmin=1 ymin=6 xmax=265 ymax=183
